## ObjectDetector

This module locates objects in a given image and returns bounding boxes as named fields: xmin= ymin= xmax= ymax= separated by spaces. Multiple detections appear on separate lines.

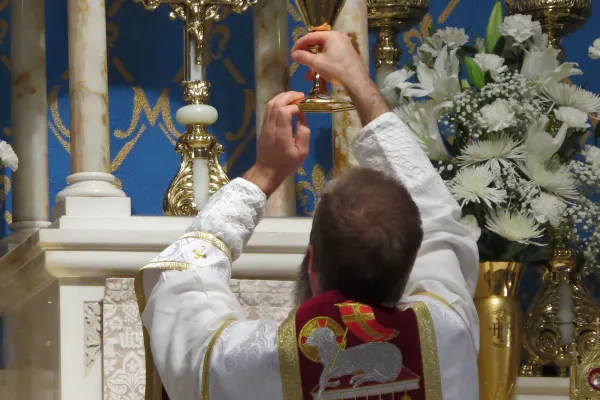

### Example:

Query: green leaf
xmin=464 ymin=56 xmax=486 ymax=89
xmin=486 ymin=1 xmax=503 ymax=53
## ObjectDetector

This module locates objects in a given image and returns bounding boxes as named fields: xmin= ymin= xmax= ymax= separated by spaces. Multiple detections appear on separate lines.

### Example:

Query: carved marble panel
xmin=102 ymin=278 xmax=145 ymax=400
xmin=84 ymin=301 xmax=102 ymax=376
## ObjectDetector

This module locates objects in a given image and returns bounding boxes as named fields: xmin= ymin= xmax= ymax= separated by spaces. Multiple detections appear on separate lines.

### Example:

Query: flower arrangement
xmin=381 ymin=2 xmax=600 ymax=271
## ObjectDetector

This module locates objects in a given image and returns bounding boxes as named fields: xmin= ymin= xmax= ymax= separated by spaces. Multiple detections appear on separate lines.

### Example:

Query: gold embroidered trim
xmin=408 ymin=302 xmax=442 ymax=400
xmin=134 ymin=261 xmax=192 ymax=400
xmin=180 ymin=231 xmax=233 ymax=262
xmin=201 ymin=319 xmax=236 ymax=400
xmin=277 ymin=307 xmax=303 ymax=400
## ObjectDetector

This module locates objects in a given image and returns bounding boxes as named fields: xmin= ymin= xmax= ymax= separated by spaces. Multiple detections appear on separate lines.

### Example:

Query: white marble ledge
xmin=0 ymin=216 xmax=311 ymax=311
xmin=514 ymin=377 xmax=570 ymax=399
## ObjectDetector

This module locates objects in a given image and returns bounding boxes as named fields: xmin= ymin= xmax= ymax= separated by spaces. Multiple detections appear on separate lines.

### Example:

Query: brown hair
xmin=309 ymin=168 xmax=423 ymax=304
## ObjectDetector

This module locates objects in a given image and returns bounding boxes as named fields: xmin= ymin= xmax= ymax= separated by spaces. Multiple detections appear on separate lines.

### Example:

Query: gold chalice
xmin=294 ymin=0 xmax=355 ymax=113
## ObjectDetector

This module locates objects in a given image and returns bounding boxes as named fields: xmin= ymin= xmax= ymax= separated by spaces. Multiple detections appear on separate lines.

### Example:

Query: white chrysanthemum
xmin=448 ymin=165 xmax=507 ymax=207
xmin=461 ymin=215 xmax=482 ymax=240
xmin=521 ymin=156 xmax=579 ymax=199
xmin=543 ymin=82 xmax=600 ymax=114
xmin=474 ymin=53 xmax=507 ymax=79
xmin=589 ymin=38 xmax=600 ymax=60
xmin=530 ymin=192 xmax=567 ymax=227
xmin=457 ymin=135 xmax=526 ymax=171
xmin=485 ymin=209 xmax=544 ymax=245
xmin=499 ymin=14 xmax=542 ymax=43
xmin=479 ymin=99 xmax=517 ymax=132
xmin=0 ymin=141 xmax=18 ymax=172
xmin=584 ymin=145 xmax=600 ymax=166
xmin=436 ymin=27 xmax=469 ymax=49
xmin=554 ymin=106 xmax=590 ymax=129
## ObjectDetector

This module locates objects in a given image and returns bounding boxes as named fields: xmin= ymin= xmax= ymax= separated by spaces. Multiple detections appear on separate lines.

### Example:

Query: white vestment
xmin=139 ymin=112 xmax=480 ymax=399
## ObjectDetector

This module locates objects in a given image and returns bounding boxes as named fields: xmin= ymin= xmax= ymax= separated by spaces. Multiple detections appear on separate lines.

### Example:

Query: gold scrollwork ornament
xmin=135 ymin=0 xmax=258 ymax=63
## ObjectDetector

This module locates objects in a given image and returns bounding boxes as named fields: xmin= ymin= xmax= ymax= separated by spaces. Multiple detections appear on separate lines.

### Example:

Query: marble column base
xmin=53 ymin=172 xmax=130 ymax=220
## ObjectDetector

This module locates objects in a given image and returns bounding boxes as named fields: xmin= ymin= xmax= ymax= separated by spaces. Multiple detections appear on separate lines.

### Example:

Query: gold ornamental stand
xmin=135 ymin=0 xmax=257 ymax=216
xmin=367 ymin=0 xmax=429 ymax=70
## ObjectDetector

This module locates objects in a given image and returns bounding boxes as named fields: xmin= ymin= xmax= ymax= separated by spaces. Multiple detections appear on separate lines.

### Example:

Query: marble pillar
xmin=376 ymin=64 xmax=397 ymax=89
xmin=254 ymin=0 xmax=296 ymax=216
xmin=55 ymin=0 xmax=126 ymax=207
xmin=332 ymin=0 xmax=370 ymax=175
xmin=9 ymin=0 xmax=50 ymax=235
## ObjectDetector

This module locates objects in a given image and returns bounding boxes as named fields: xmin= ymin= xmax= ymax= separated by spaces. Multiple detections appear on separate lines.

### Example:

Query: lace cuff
xmin=351 ymin=112 xmax=438 ymax=194
xmin=186 ymin=178 xmax=267 ymax=261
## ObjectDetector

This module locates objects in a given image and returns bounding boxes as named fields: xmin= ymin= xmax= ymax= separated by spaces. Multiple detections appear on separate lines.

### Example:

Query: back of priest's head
xmin=306 ymin=167 xmax=423 ymax=305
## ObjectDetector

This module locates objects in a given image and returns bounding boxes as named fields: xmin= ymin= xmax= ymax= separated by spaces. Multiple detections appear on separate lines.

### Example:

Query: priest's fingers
xmin=295 ymin=112 xmax=310 ymax=159
xmin=267 ymin=91 xmax=305 ymax=111
xmin=292 ymin=31 xmax=329 ymax=53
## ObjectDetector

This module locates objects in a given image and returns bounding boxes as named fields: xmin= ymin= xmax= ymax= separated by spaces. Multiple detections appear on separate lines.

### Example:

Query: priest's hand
xmin=244 ymin=91 xmax=310 ymax=197
xmin=291 ymin=31 xmax=389 ymax=126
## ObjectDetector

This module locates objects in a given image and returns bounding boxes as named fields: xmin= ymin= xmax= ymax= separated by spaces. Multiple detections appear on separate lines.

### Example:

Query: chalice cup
xmin=294 ymin=0 xmax=355 ymax=113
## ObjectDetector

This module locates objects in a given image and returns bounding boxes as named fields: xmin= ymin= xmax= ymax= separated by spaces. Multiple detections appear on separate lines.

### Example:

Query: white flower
xmin=521 ymin=156 xmax=579 ymax=199
xmin=521 ymin=47 xmax=583 ymax=85
xmin=420 ymin=33 xmax=445 ymax=57
xmin=499 ymin=14 xmax=542 ymax=43
xmin=554 ymin=106 xmax=590 ymax=130
xmin=485 ymin=208 xmax=544 ymax=245
xmin=0 ymin=141 xmax=18 ymax=172
xmin=448 ymin=165 xmax=507 ymax=207
xmin=380 ymin=69 xmax=415 ymax=106
xmin=584 ymin=145 xmax=600 ymax=166
xmin=474 ymin=53 xmax=507 ymax=79
xmin=529 ymin=33 xmax=549 ymax=52
xmin=395 ymin=100 xmax=451 ymax=160
xmin=589 ymin=38 xmax=600 ymax=60
xmin=436 ymin=27 xmax=469 ymax=49
xmin=543 ymin=82 xmax=600 ymax=114
xmin=474 ymin=37 xmax=486 ymax=53
xmin=479 ymin=99 xmax=517 ymax=132
xmin=458 ymin=135 xmax=526 ymax=171
xmin=531 ymin=193 xmax=567 ymax=227
xmin=461 ymin=215 xmax=482 ymax=240
xmin=525 ymin=115 xmax=565 ymax=162
xmin=404 ymin=46 xmax=461 ymax=102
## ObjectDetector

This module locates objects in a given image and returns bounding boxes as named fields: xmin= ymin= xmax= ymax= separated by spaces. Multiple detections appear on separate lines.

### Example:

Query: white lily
xmin=525 ymin=115 xmax=566 ymax=162
xmin=380 ymin=69 xmax=415 ymax=107
xmin=521 ymin=47 xmax=583 ymax=86
xmin=403 ymin=46 xmax=461 ymax=103
xmin=420 ymin=33 xmax=445 ymax=57
xmin=395 ymin=100 xmax=452 ymax=160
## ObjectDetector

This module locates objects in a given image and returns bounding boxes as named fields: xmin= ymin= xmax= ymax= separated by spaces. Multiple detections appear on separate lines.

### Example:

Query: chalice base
xmin=297 ymin=95 xmax=354 ymax=113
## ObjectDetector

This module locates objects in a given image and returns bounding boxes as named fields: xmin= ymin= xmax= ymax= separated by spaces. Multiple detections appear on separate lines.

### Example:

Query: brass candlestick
xmin=505 ymin=0 xmax=592 ymax=61
xmin=135 ymin=0 xmax=257 ymax=215
xmin=367 ymin=0 xmax=429 ymax=69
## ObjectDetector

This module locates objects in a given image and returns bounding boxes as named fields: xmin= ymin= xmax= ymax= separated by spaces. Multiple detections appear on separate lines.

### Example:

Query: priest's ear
xmin=308 ymin=245 xmax=322 ymax=297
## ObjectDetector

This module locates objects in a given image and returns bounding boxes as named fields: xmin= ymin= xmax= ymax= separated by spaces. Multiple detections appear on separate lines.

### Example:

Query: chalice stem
xmin=309 ymin=73 xmax=328 ymax=97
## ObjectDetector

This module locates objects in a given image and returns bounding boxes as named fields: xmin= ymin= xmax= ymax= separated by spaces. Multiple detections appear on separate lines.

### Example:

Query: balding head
xmin=307 ymin=167 xmax=423 ymax=304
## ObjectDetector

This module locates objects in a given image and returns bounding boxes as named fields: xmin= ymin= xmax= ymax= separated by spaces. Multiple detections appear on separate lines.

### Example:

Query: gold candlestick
xmin=367 ymin=0 xmax=429 ymax=69
xmin=135 ymin=0 xmax=257 ymax=215
xmin=505 ymin=0 xmax=592 ymax=61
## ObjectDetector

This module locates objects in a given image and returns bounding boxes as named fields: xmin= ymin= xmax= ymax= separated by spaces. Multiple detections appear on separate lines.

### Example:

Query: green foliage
xmin=486 ymin=1 xmax=504 ymax=53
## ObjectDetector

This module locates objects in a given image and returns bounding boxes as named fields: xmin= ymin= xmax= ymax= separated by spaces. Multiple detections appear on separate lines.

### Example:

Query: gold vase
xmin=475 ymin=261 xmax=525 ymax=400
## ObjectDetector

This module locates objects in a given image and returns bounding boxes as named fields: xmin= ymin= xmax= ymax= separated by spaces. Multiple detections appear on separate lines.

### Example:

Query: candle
xmin=193 ymin=158 xmax=210 ymax=210
xmin=557 ymin=282 xmax=575 ymax=345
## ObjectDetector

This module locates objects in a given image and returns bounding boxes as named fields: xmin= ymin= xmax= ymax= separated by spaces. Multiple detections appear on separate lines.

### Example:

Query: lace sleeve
xmin=187 ymin=178 xmax=267 ymax=261
xmin=351 ymin=112 xmax=438 ymax=194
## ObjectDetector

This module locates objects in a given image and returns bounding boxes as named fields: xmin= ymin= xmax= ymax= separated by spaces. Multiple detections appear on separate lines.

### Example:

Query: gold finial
xmin=183 ymin=80 xmax=210 ymax=104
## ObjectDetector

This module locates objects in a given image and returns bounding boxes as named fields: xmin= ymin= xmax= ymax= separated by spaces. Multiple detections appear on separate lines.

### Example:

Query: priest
xmin=137 ymin=31 xmax=479 ymax=400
